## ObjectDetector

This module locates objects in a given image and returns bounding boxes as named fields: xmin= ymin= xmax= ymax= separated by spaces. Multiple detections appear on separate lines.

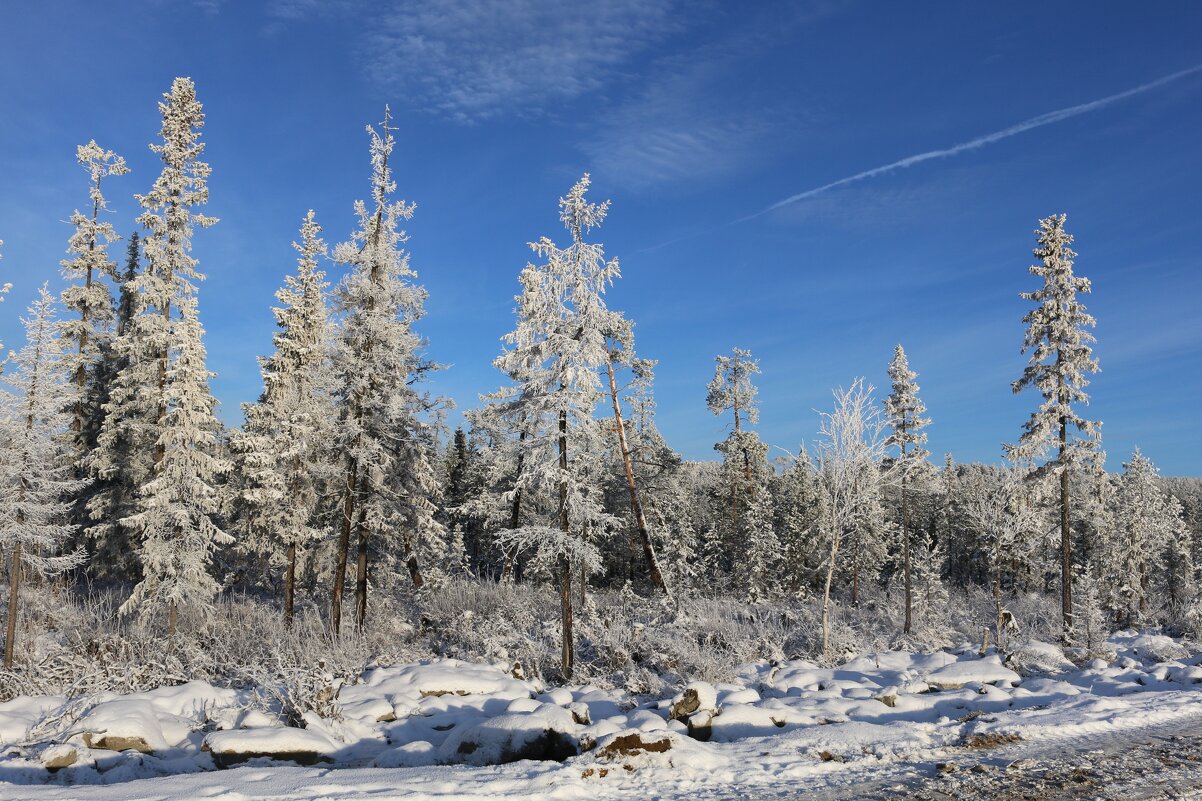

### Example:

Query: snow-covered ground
xmin=2 ymin=632 xmax=1201 ymax=799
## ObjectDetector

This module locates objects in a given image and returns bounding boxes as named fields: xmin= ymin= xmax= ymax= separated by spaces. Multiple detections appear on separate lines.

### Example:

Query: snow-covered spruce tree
xmin=772 ymin=445 xmax=824 ymax=595
xmin=119 ymin=291 xmax=231 ymax=634
xmin=59 ymin=141 xmax=128 ymax=462
xmin=1161 ymin=495 xmax=1196 ymax=626
xmin=1006 ymin=214 xmax=1101 ymax=630
xmin=0 ymin=288 xmax=87 ymax=668
xmin=466 ymin=263 xmax=552 ymax=585
xmin=1071 ymin=562 xmax=1109 ymax=657
xmin=1105 ymin=449 xmax=1193 ymax=626
xmin=490 ymin=174 xmax=621 ymax=679
xmin=115 ymin=77 xmax=228 ymax=633
xmin=229 ymin=211 xmax=335 ymax=625
xmin=135 ymin=76 xmax=218 ymax=467
xmin=84 ymin=233 xmax=144 ymax=578
xmin=884 ymin=344 xmax=931 ymax=634
xmin=707 ymin=348 xmax=774 ymax=590
xmin=738 ymin=481 xmax=781 ymax=602
xmin=93 ymin=78 xmax=217 ymax=584
xmin=813 ymin=379 xmax=890 ymax=658
xmin=330 ymin=109 xmax=443 ymax=632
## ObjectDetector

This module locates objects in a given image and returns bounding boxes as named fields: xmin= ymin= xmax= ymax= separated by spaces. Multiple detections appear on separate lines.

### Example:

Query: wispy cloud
xmin=579 ymin=2 xmax=838 ymax=191
xmin=273 ymin=0 xmax=681 ymax=122
xmin=579 ymin=69 xmax=775 ymax=190
xmin=739 ymin=63 xmax=1202 ymax=222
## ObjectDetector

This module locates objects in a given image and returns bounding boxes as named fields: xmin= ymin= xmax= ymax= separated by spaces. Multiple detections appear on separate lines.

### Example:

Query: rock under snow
xmin=203 ymin=726 xmax=338 ymax=768
xmin=439 ymin=704 xmax=579 ymax=766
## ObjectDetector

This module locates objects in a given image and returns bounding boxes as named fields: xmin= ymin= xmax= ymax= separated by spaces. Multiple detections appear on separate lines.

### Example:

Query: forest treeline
xmin=1 ymin=78 xmax=1199 ymax=679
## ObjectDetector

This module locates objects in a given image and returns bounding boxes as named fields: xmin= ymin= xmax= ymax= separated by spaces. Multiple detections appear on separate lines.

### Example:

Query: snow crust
xmin=1 ymin=635 xmax=1200 ymax=797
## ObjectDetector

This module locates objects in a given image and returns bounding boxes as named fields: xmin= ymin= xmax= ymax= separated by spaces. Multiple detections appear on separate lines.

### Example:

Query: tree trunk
xmin=168 ymin=600 xmax=178 ymax=638
xmin=354 ymin=523 xmax=368 ymax=631
xmin=331 ymin=459 xmax=357 ymax=633
xmin=851 ymin=547 xmax=860 ymax=606
xmin=821 ymin=530 xmax=839 ymax=659
xmin=558 ymin=408 xmax=573 ymax=679
xmin=284 ymin=542 xmax=296 ymax=627
xmin=403 ymin=534 xmax=424 ymax=589
xmin=502 ymin=428 xmax=527 ymax=583
xmin=902 ymin=466 xmax=912 ymax=635
xmin=605 ymin=356 xmax=669 ymax=596
xmin=1059 ymin=418 xmax=1072 ymax=632
xmin=4 ymin=543 xmax=22 ymax=670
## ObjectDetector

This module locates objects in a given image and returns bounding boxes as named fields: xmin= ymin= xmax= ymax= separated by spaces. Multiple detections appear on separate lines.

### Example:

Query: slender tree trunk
xmin=851 ymin=547 xmax=860 ymax=606
xmin=901 ymin=438 xmax=912 ymax=633
xmin=331 ymin=459 xmax=357 ymax=633
xmin=821 ymin=529 xmax=839 ymax=659
xmin=558 ymin=408 xmax=573 ymax=679
xmin=730 ymin=402 xmax=742 ymax=537
xmin=403 ymin=534 xmax=424 ymax=589
xmin=993 ymin=552 xmax=1003 ymax=650
xmin=354 ymin=521 xmax=368 ymax=631
xmin=605 ymin=356 xmax=669 ymax=596
xmin=168 ymin=599 xmax=178 ymax=638
xmin=4 ymin=543 xmax=22 ymax=670
xmin=284 ymin=542 xmax=296 ymax=627
xmin=502 ymin=430 xmax=526 ymax=583
xmin=1059 ymin=418 xmax=1072 ymax=631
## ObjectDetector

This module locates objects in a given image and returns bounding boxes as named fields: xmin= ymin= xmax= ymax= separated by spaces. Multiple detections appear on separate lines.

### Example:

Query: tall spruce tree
xmin=1006 ymin=213 xmax=1101 ymax=631
xmin=884 ymin=344 xmax=931 ymax=634
xmin=114 ymin=77 xmax=226 ymax=633
xmin=707 ymin=348 xmax=772 ymax=587
xmin=230 ymin=211 xmax=335 ymax=625
xmin=0 ymin=288 xmax=87 ymax=668
xmin=490 ymin=174 xmax=621 ymax=679
xmin=331 ymin=108 xmax=442 ymax=632
xmin=59 ymin=141 xmax=128 ymax=462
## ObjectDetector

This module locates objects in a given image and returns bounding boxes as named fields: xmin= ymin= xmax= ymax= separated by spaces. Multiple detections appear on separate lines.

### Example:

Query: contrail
xmin=737 ymin=63 xmax=1202 ymax=223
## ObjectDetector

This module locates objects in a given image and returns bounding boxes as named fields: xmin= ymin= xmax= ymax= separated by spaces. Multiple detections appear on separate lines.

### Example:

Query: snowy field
xmin=3 ymin=632 xmax=1202 ymax=799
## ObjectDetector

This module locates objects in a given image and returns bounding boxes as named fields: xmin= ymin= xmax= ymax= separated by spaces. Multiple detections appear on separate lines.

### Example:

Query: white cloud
xmin=290 ymin=0 xmax=681 ymax=122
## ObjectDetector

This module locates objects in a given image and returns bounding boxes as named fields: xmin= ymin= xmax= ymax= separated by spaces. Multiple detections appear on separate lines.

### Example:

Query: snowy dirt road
xmin=7 ymin=708 xmax=1202 ymax=801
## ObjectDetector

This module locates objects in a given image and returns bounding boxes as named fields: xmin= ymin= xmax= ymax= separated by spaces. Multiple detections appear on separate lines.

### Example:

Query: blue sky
xmin=1 ymin=1 xmax=1200 ymax=474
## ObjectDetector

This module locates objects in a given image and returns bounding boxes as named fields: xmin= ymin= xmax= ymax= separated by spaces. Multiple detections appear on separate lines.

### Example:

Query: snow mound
xmin=203 ymin=726 xmax=338 ymax=767
xmin=925 ymin=655 xmax=1020 ymax=688
xmin=438 ymin=704 xmax=579 ymax=765
xmin=1006 ymin=640 xmax=1076 ymax=675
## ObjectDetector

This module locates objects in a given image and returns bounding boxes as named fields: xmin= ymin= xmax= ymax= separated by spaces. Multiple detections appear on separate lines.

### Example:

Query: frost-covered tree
xmin=960 ymin=464 xmax=1043 ymax=649
xmin=135 ymin=76 xmax=218 ymax=467
xmin=773 ymin=445 xmax=823 ymax=594
xmin=85 ymin=233 xmax=144 ymax=578
xmin=93 ymin=78 xmax=217 ymax=584
xmin=738 ymin=482 xmax=780 ymax=602
xmin=813 ymin=379 xmax=890 ymax=658
xmin=120 ymin=292 xmax=231 ymax=634
xmin=708 ymin=348 xmax=761 ymax=523
xmin=60 ymin=141 xmax=128 ymax=461
xmin=330 ymin=109 xmax=442 ymax=632
xmin=1006 ymin=214 xmax=1101 ymax=630
xmin=604 ymin=336 xmax=669 ymax=596
xmin=1105 ymin=449 xmax=1192 ymax=626
xmin=490 ymin=174 xmax=621 ymax=679
xmin=0 ymin=288 xmax=87 ymax=668
xmin=884 ymin=344 xmax=931 ymax=634
xmin=111 ymin=77 xmax=227 ymax=633
xmin=623 ymin=363 xmax=698 ymax=596
xmin=230 ymin=211 xmax=335 ymax=625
